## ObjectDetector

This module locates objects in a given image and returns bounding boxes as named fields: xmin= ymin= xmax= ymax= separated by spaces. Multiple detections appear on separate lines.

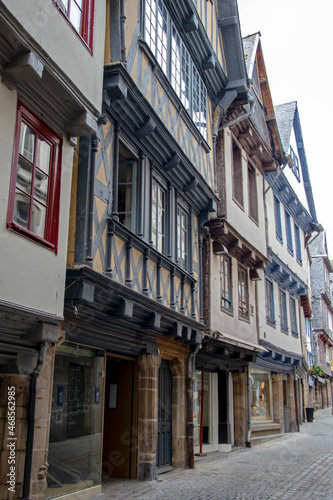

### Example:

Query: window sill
xmin=233 ymin=197 xmax=245 ymax=211
xmin=296 ymin=257 xmax=303 ymax=266
xmin=221 ymin=306 xmax=233 ymax=317
xmin=276 ymin=233 xmax=283 ymax=245
xmin=281 ymin=326 xmax=289 ymax=335
xmin=138 ymin=39 xmax=211 ymax=153
xmin=291 ymin=330 xmax=299 ymax=338
xmin=266 ymin=318 xmax=276 ymax=328
xmin=249 ymin=215 xmax=259 ymax=227
xmin=287 ymin=246 xmax=294 ymax=256
xmin=7 ymin=222 xmax=57 ymax=253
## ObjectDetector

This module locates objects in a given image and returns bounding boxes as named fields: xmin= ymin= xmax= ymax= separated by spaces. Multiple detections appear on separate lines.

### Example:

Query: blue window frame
xmin=285 ymin=210 xmax=293 ymax=255
xmin=290 ymin=297 xmax=298 ymax=336
xmin=290 ymin=146 xmax=300 ymax=182
xmin=279 ymin=289 xmax=288 ymax=333
xmin=274 ymin=196 xmax=283 ymax=244
xmin=265 ymin=279 xmax=275 ymax=326
xmin=294 ymin=223 xmax=302 ymax=265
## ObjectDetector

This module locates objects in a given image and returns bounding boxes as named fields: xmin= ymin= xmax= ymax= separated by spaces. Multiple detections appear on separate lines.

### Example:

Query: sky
xmin=237 ymin=0 xmax=333 ymax=258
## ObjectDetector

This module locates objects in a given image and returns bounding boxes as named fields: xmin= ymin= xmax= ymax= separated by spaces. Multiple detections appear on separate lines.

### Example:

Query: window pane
xmin=36 ymin=137 xmax=51 ymax=175
xmin=156 ymin=0 xmax=168 ymax=74
xmin=31 ymin=200 xmax=47 ymax=238
xmin=17 ymin=156 xmax=33 ymax=194
xmin=47 ymin=344 xmax=104 ymax=498
xmin=250 ymin=371 xmax=272 ymax=421
xmin=13 ymin=190 xmax=30 ymax=229
xmin=34 ymin=169 xmax=49 ymax=205
xmin=19 ymin=123 xmax=35 ymax=162
xmin=70 ymin=1 xmax=82 ymax=32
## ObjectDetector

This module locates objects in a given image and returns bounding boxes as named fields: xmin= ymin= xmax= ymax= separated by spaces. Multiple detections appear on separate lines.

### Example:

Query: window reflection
xmin=250 ymin=370 xmax=272 ymax=421
xmin=47 ymin=343 xmax=104 ymax=498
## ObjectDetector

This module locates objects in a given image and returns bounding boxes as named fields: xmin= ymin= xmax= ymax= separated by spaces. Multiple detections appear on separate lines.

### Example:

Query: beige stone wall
xmin=272 ymin=373 xmax=283 ymax=425
xmin=29 ymin=345 xmax=56 ymax=500
xmin=0 ymin=375 xmax=29 ymax=500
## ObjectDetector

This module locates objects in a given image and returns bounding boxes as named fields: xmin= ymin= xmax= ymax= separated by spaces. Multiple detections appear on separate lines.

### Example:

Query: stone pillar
xmin=169 ymin=358 xmax=186 ymax=469
xmin=287 ymin=375 xmax=296 ymax=432
xmin=272 ymin=373 xmax=283 ymax=426
xmin=29 ymin=344 xmax=56 ymax=500
xmin=232 ymin=372 xmax=247 ymax=446
xmin=0 ymin=374 xmax=30 ymax=500
xmin=137 ymin=354 xmax=161 ymax=480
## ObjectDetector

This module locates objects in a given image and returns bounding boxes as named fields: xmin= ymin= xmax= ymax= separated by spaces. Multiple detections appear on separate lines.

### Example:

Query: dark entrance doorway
xmin=157 ymin=359 xmax=172 ymax=468
xmin=103 ymin=357 xmax=137 ymax=479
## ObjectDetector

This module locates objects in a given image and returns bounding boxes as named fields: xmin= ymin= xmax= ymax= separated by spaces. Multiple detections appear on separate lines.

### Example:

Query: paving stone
xmin=90 ymin=408 xmax=333 ymax=500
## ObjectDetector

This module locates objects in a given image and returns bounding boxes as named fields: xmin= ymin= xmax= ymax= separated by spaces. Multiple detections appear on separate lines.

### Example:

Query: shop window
xmin=220 ymin=255 xmax=232 ymax=311
xmin=144 ymin=0 xmax=207 ymax=139
xmin=7 ymin=101 xmax=62 ymax=252
xmin=47 ymin=343 xmax=104 ymax=498
xmin=238 ymin=265 xmax=249 ymax=319
xmin=177 ymin=205 xmax=188 ymax=270
xmin=193 ymin=369 xmax=213 ymax=446
xmin=274 ymin=196 xmax=283 ymax=243
xmin=265 ymin=279 xmax=275 ymax=326
xmin=232 ymin=142 xmax=243 ymax=207
xmin=248 ymin=165 xmax=258 ymax=223
xmin=250 ymin=369 xmax=273 ymax=421
xmin=279 ymin=289 xmax=288 ymax=333
xmin=54 ymin=0 xmax=95 ymax=50
xmin=152 ymin=178 xmax=166 ymax=253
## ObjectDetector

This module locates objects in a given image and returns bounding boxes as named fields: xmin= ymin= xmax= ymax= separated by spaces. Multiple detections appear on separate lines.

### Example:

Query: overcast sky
xmin=237 ymin=0 xmax=333 ymax=257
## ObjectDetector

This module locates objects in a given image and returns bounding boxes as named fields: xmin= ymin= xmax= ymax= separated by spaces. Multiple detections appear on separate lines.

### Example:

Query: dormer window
xmin=289 ymin=146 xmax=300 ymax=182
xmin=144 ymin=0 xmax=207 ymax=139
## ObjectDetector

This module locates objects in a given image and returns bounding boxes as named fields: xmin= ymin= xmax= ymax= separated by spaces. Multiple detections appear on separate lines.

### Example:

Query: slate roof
xmin=242 ymin=33 xmax=260 ymax=79
xmin=274 ymin=102 xmax=297 ymax=154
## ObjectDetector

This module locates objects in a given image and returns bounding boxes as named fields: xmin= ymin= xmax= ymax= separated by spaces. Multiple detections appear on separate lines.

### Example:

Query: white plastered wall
xmin=2 ymin=0 xmax=106 ymax=113
xmin=0 ymin=83 xmax=73 ymax=318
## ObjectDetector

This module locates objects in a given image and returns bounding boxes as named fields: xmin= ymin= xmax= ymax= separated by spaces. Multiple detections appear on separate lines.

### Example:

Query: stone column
xmin=29 ymin=344 xmax=56 ymax=500
xmin=232 ymin=372 xmax=247 ymax=446
xmin=169 ymin=358 xmax=186 ymax=469
xmin=0 ymin=374 xmax=29 ymax=500
xmin=137 ymin=354 xmax=161 ymax=480
xmin=272 ymin=373 xmax=283 ymax=426
xmin=287 ymin=375 xmax=296 ymax=432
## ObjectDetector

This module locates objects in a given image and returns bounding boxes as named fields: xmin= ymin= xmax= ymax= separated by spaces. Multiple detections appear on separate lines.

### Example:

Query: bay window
xmin=144 ymin=0 xmax=207 ymax=139
xmin=7 ymin=101 xmax=62 ymax=252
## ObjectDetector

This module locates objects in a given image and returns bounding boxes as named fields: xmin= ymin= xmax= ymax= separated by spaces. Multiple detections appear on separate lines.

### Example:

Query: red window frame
xmin=7 ymin=101 xmax=62 ymax=253
xmin=53 ymin=0 xmax=95 ymax=52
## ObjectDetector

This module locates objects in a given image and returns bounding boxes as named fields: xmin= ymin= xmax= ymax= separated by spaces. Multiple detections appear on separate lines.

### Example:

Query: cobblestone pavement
xmin=91 ymin=407 xmax=333 ymax=500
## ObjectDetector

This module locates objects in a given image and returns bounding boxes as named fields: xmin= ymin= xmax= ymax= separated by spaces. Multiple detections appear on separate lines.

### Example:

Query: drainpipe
xmin=120 ymin=0 xmax=126 ymax=67
xmin=187 ymin=344 xmax=201 ymax=469
xmin=246 ymin=365 xmax=252 ymax=447
xmin=22 ymin=343 xmax=47 ymax=500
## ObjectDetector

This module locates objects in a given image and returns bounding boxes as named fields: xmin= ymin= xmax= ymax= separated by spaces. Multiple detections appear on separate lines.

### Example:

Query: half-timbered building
xmin=54 ymin=0 xmax=249 ymax=497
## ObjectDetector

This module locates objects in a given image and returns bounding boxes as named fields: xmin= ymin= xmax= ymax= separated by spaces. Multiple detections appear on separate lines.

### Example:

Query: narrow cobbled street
xmin=92 ymin=408 xmax=333 ymax=500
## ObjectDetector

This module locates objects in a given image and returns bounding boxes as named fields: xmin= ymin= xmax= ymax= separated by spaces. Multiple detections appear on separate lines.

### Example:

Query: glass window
xmin=238 ymin=265 xmax=249 ymax=319
xmin=274 ymin=196 xmax=283 ymax=243
xmin=118 ymin=161 xmax=137 ymax=232
xmin=294 ymin=223 xmax=302 ymax=265
xmin=7 ymin=101 xmax=62 ymax=252
xmin=285 ymin=210 xmax=293 ymax=255
xmin=290 ymin=297 xmax=298 ymax=336
xmin=144 ymin=0 xmax=207 ymax=139
xmin=289 ymin=145 xmax=300 ymax=182
xmin=47 ymin=343 xmax=104 ymax=498
xmin=152 ymin=179 xmax=165 ymax=253
xmin=177 ymin=205 xmax=188 ymax=270
xmin=193 ymin=369 xmax=213 ymax=446
xmin=54 ymin=0 xmax=94 ymax=50
xmin=265 ymin=279 xmax=275 ymax=326
xmin=279 ymin=289 xmax=288 ymax=333
xmin=248 ymin=165 xmax=258 ymax=223
xmin=250 ymin=369 xmax=272 ymax=421
xmin=220 ymin=255 xmax=232 ymax=311
xmin=232 ymin=142 xmax=243 ymax=207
